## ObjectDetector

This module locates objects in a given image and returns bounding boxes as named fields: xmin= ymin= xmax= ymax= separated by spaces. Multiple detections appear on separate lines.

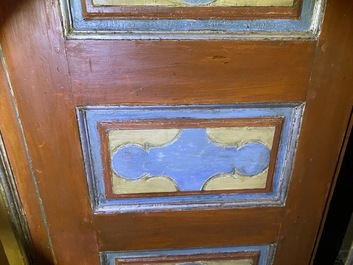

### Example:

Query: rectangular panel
xmin=94 ymin=207 xmax=281 ymax=250
xmin=92 ymin=0 xmax=294 ymax=6
xmin=77 ymin=103 xmax=303 ymax=213
xmin=115 ymin=253 xmax=258 ymax=265
xmin=93 ymin=0 xmax=294 ymax=7
xmin=100 ymin=118 xmax=281 ymax=197
xmin=79 ymin=0 xmax=301 ymax=21
xmin=63 ymin=0 xmax=323 ymax=39
xmin=100 ymin=245 xmax=275 ymax=265
xmin=67 ymin=40 xmax=315 ymax=105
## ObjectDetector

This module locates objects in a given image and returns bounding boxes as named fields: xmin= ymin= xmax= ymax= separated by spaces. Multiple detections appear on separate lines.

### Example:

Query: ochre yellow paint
xmin=203 ymin=169 xmax=268 ymax=190
xmin=109 ymin=129 xmax=180 ymax=153
xmin=112 ymin=174 xmax=178 ymax=194
xmin=207 ymin=126 xmax=276 ymax=149
xmin=0 ymin=192 xmax=27 ymax=265
xmin=93 ymin=0 xmax=293 ymax=7
xmin=109 ymin=129 xmax=180 ymax=194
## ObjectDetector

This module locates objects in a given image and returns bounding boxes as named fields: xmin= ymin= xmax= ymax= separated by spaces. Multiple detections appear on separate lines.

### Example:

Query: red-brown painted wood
xmin=94 ymin=208 xmax=282 ymax=251
xmin=0 ymin=22 xmax=52 ymax=265
xmin=273 ymin=0 xmax=353 ymax=264
xmin=67 ymin=40 xmax=315 ymax=106
xmin=0 ymin=0 xmax=352 ymax=264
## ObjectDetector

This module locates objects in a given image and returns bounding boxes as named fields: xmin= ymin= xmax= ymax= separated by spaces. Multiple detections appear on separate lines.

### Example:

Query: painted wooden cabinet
xmin=0 ymin=0 xmax=352 ymax=264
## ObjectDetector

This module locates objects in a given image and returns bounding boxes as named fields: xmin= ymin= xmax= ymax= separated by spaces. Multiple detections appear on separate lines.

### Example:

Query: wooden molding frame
xmin=77 ymin=104 xmax=303 ymax=213
xmin=81 ymin=0 xmax=302 ymax=20
xmin=115 ymin=251 xmax=260 ymax=264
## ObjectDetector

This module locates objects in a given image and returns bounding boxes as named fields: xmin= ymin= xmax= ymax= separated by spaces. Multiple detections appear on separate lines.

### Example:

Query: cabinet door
xmin=0 ymin=0 xmax=352 ymax=264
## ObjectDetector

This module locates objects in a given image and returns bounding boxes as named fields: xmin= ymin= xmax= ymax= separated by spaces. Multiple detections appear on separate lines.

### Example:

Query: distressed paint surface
xmin=77 ymin=104 xmax=303 ymax=213
xmin=111 ymin=128 xmax=271 ymax=193
xmin=203 ymin=169 xmax=268 ymax=190
xmin=112 ymin=176 xmax=178 ymax=194
xmin=207 ymin=127 xmax=275 ymax=149
xmin=110 ymin=127 xmax=274 ymax=193
xmin=67 ymin=0 xmax=318 ymax=38
xmin=101 ymin=244 xmax=276 ymax=265
xmin=93 ymin=0 xmax=293 ymax=7
xmin=142 ymin=259 xmax=253 ymax=264
xmin=110 ymin=126 xmax=275 ymax=194
xmin=109 ymin=129 xmax=180 ymax=152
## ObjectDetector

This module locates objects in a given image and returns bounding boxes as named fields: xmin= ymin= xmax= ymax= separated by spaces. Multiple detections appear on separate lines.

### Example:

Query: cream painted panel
xmin=207 ymin=127 xmax=276 ymax=149
xmin=112 ymin=174 xmax=178 ymax=194
xmin=109 ymin=129 xmax=180 ymax=153
xmin=203 ymin=169 xmax=267 ymax=190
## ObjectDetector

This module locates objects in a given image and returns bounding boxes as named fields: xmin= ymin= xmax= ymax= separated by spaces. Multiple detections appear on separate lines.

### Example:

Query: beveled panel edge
xmin=76 ymin=103 xmax=304 ymax=213
xmin=60 ymin=0 xmax=326 ymax=40
xmin=99 ymin=244 xmax=276 ymax=265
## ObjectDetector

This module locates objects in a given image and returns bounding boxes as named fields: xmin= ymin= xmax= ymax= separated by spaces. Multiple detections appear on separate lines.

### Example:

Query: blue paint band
xmin=76 ymin=103 xmax=304 ymax=213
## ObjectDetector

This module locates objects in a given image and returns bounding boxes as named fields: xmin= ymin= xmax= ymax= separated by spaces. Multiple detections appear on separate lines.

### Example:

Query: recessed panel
xmin=63 ymin=0 xmax=323 ymax=39
xmin=77 ymin=104 xmax=303 ymax=213
xmin=93 ymin=0 xmax=294 ymax=7
xmin=100 ymin=119 xmax=281 ymax=197
xmin=100 ymin=244 xmax=275 ymax=265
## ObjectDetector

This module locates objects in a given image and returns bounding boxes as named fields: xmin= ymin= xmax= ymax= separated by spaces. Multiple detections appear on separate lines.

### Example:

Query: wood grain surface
xmin=0 ymin=0 xmax=352 ymax=264
xmin=272 ymin=0 xmax=353 ymax=264
xmin=67 ymin=40 xmax=315 ymax=105
xmin=94 ymin=207 xmax=282 ymax=250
